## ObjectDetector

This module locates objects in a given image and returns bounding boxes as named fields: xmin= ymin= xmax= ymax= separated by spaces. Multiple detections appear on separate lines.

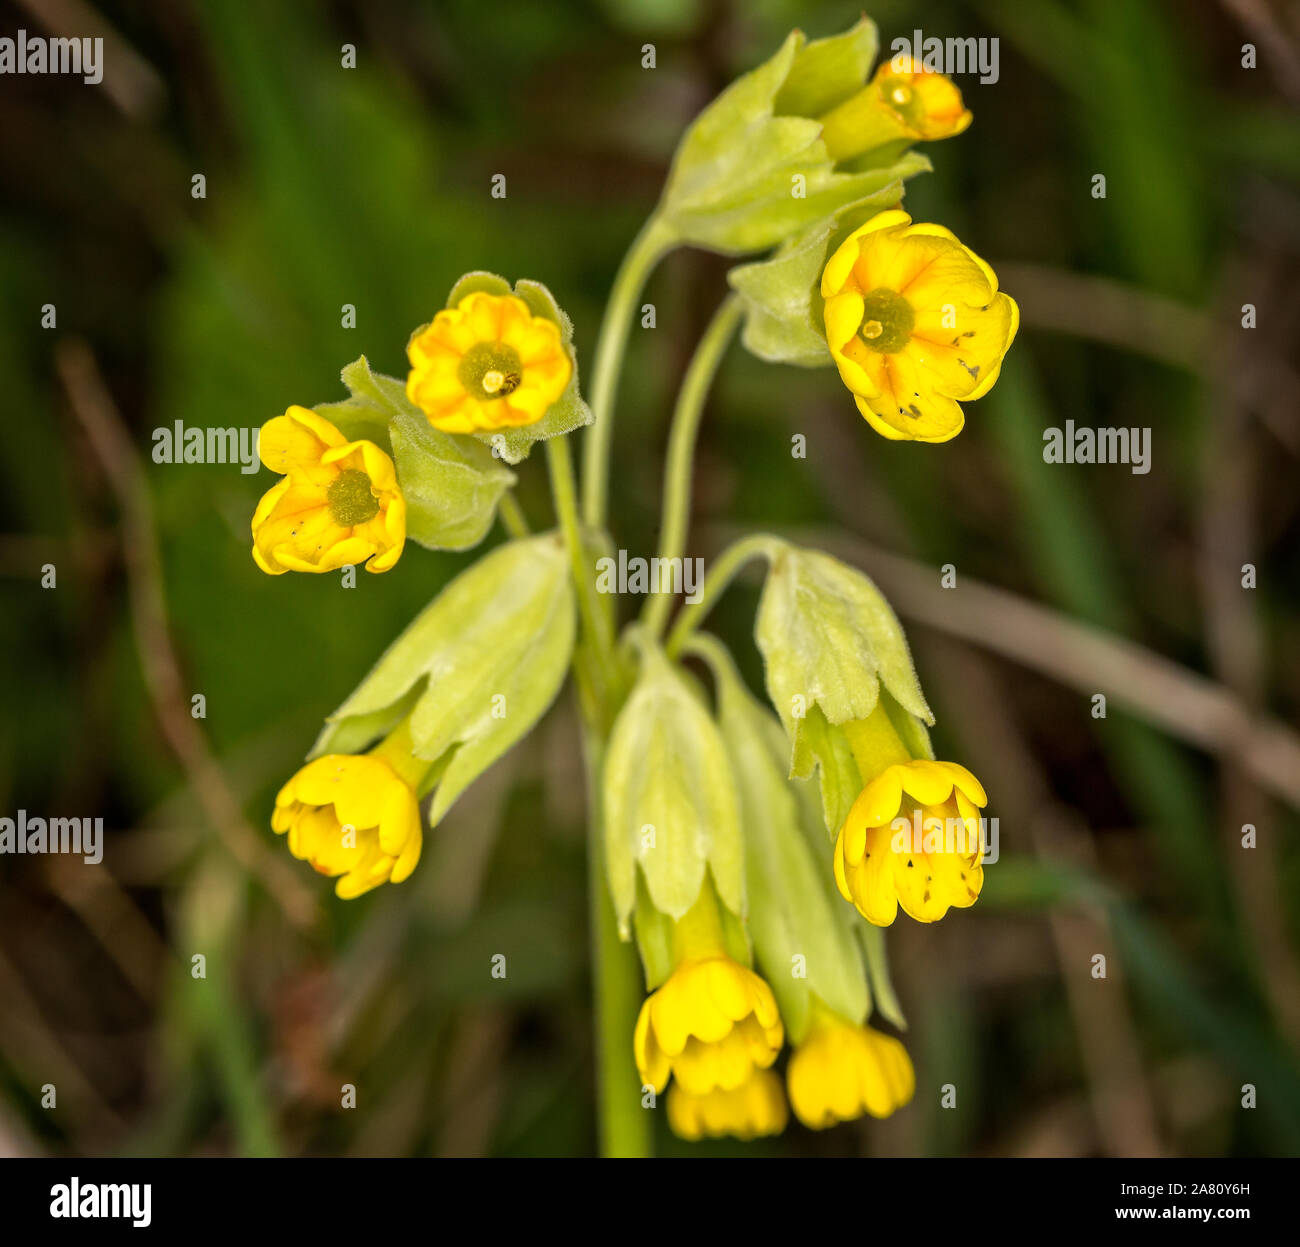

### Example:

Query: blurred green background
xmin=2 ymin=0 xmax=1299 ymax=1157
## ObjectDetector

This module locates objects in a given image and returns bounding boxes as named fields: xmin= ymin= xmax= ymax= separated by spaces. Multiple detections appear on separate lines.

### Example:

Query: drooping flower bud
xmin=818 ymin=56 xmax=972 ymax=164
xmin=271 ymin=719 xmax=429 ymax=898
xmin=251 ymin=406 xmax=405 ymax=575
xmin=787 ymin=1001 xmax=915 ymax=1127
xmin=656 ymin=20 xmax=929 ymax=255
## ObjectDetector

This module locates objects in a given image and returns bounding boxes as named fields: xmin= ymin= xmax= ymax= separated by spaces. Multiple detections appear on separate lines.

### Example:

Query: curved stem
xmin=546 ymin=438 xmax=619 ymax=698
xmin=498 ymin=491 xmax=530 ymax=539
xmin=859 ymin=921 xmax=907 ymax=1032
xmin=582 ymin=214 xmax=676 ymax=529
xmin=641 ymin=296 xmax=744 ymax=641
xmin=664 ymin=533 xmax=784 ymax=659
xmin=679 ymin=629 xmax=738 ymax=684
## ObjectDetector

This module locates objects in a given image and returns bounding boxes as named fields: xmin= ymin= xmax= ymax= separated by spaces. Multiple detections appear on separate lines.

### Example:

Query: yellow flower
xmin=787 ymin=1005 xmax=915 ymax=1128
xmin=252 ymin=406 xmax=405 ymax=575
xmin=406 ymin=292 xmax=571 ymax=433
xmin=635 ymin=956 xmax=784 ymax=1095
xmin=667 ymin=1068 xmax=788 ymax=1141
xmin=818 ymin=57 xmax=972 ymax=162
xmin=821 ymin=208 xmax=1019 ymax=443
xmin=834 ymin=758 xmax=987 ymax=926
xmin=633 ymin=884 xmax=784 ymax=1095
xmin=271 ymin=729 xmax=425 ymax=899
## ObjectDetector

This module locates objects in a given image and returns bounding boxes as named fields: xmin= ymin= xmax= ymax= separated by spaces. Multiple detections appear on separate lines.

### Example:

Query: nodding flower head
xmin=667 ymin=1068 xmax=788 ymax=1141
xmin=631 ymin=883 xmax=784 ymax=1097
xmin=271 ymin=734 xmax=427 ymax=899
xmin=834 ymin=758 xmax=988 ymax=926
xmin=252 ymin=406 xmax=405 ymax=575
xmin=634 ymin=955 xmax=784 ymax=1095
xmin=787 ymin=1004 xmax=915 ymax=1128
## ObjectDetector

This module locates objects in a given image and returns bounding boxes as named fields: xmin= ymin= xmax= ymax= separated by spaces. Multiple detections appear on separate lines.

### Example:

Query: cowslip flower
xmin=834 ymin=756 xmax=988 ymax=926
xmin=271 ymin=728 xmax=427 ymax=899
xmin=818 ymin=56 xmax=972 ymax=162
xmin=633 ymin=886 xmax=784 ymax=1095
xmin=821 ymin=208 xmax=1019 ymax=442
xmin=787 ymin=1003 xmax=915 ymax=1128
xmin=252 ymin=406 xmax=405 ymax=575
xmin=406 ymin=291 xmax=571 ymax=433
xmin=635 ymin=956 xmax=783 ymax=1095
xmin=667 ymin=1068 xmax=788 ymax=1141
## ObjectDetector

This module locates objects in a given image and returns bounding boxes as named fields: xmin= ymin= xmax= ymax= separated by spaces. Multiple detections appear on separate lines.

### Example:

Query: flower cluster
xmin=250 ymin=286 xmax=583 ymax=897
xmin=606 ymin=582 xmax=989 ymax=1141
xmin=242 ymin=14 xmax=1013 ymax=1155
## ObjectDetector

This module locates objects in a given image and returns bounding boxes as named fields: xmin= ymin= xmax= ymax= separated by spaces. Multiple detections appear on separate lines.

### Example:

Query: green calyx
xmin=309 ymin=534 xmax=577 ymax=828
xmin=858 ymin=287 xmax=914 ymax=353
xmin=458 ymin=341 xmax=523 ymax=400
xmin=327 ymin=468 xmax=381 ymax=527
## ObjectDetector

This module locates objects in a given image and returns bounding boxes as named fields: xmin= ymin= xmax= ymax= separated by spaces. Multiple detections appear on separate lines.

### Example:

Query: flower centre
xmin=326 ymin=468 xmax=380 ymax=527
xmin=857 ymin=287 xmax=915 ymax=353
xmin=458 ymin=341 xmax=523 ymax=400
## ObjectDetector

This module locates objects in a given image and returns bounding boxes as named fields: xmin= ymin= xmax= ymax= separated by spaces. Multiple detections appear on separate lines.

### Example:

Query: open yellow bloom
xmin=252 ymin=406 xmax=405 ymax=575
xmin=667 ymin=1068 xmax=788 ymax=1141
xmin=834 ymin=758 xmax=987 ymax=926
xmin=788 ymin=1004 xmax=915 ymax=1128
xmin=819 ymin=57 xmax=972 ymax=162
xmin=271 ymin=729 xmax=425 ymax=899
xmin=821 ymin=209 xmax=1018 ymax=442
xmin=406 ymin=292 xmax=571 ymax=433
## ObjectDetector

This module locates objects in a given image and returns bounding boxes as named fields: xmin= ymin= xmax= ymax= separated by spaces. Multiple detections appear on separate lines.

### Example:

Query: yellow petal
xmin=824 ymin=290 xmax=865 ymax=354
xmin=820 ymin=210 xmax=913 ymax=298
xmin=850 ymin=765 xmax=906 ymax=828
xmin=897 ymin=758 xmax=959 ymax=807
xmin=258 ymin=406 xmax=345 ymax=480
xmin=936 ymin=761 xmax=987 ymax=806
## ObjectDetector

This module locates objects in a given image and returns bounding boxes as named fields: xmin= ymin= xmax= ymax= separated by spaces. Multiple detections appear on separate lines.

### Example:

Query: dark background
xmin=2 ymin=0 xmax=1299 ymax=1157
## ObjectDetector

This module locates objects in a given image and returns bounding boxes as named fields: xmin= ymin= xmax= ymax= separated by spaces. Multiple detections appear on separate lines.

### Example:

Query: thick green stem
xmin=641 ymin=296 xmax=744 ymax=641
xmin=664 ymin=533 xmax=784 ymax=659
xmin=553 ymin=212 xmax=680 ymax=1157
xmin=546 ymin=436 xmax=648 ymax=1155
xmin=582 ymin=214 xmax=676 ymax=529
